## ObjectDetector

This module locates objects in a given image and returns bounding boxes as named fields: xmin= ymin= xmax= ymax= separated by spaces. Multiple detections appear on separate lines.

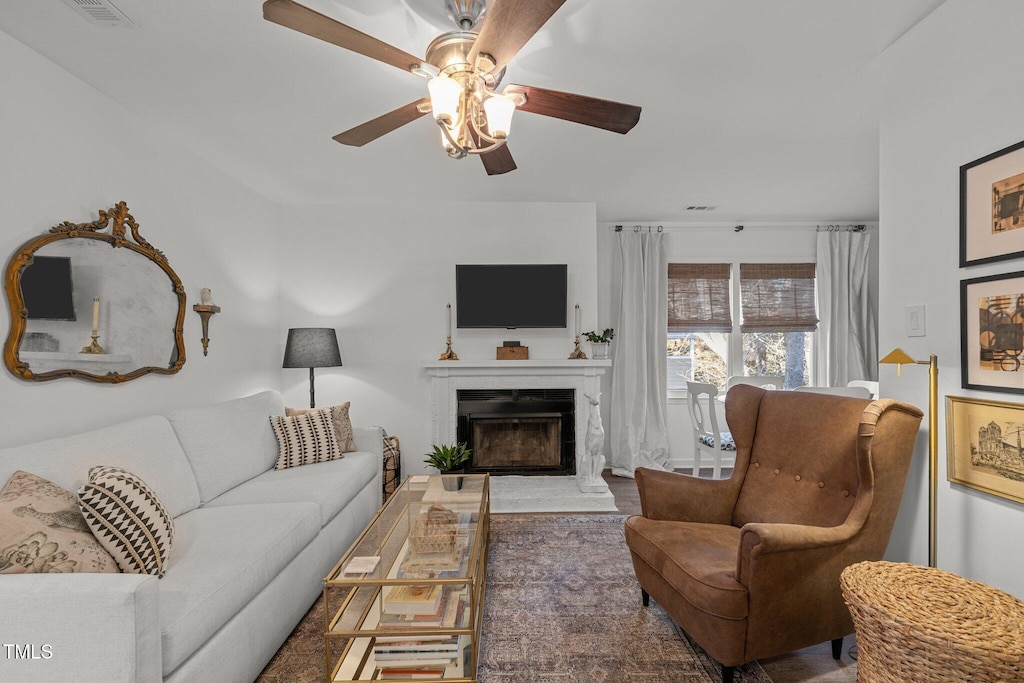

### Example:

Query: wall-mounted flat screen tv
xmin=22 ymin=256 xmax=76 ymax=321
xmin=456 ymin=264 xmax=567 ymax=329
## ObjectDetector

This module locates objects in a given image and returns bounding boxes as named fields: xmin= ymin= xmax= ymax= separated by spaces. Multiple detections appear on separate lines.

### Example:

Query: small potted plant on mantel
xmin=424 ymin=442 xmax=472 ymax=491
xmin=582 ymin=328 xmax=615 ymax=359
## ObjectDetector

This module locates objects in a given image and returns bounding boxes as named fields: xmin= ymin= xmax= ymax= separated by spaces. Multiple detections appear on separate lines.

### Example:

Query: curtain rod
xmin=816 ymin=224 xmax=866 ymax=232
xmin=614 ymin=225 xmax=664 ymax=233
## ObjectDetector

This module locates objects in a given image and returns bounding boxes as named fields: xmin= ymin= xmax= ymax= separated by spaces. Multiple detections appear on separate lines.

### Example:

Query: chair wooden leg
xmin=641 ymin=588 xmax=650 ymax=606
xmin=721 ymin=665 xmax=734 ymax=683
xmin=831 ymin=636 xmax=843 ymax=660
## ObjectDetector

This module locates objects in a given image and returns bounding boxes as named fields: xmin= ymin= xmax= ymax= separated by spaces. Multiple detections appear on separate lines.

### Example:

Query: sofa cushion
xmin=0 ymin=470 xmax=118 ymax=574
xmin=271 ymin=409 xmax=342 ymax=470
xmin=205 ymin=452 xmax=379 ymax=527
xmin=624 ymin=516 xmax=747 ymax=620
xmin=79 ymin=466 xmax=175 ymax=577
xmin=286 ymin=402 xmax=357 ymax=452
xmin=158 ymin=502 xmax=320 ymax=675
xmin=0 ymin=416 xmax=200 ymax=519
xmin=166 ymin=391 xmax=285 ymax=505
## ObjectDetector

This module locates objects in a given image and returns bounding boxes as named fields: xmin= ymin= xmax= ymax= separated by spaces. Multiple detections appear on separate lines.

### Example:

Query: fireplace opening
xmin=457 ymin=389 xmax=575 ymax=475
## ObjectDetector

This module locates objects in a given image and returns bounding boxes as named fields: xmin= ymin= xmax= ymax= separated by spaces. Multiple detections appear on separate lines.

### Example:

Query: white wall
xmin=277 ymin=201 xmax=597 ymax=476
xmin=596 ymin=223 xmax=878 ymax=469
xmin=0 ymin=29 xmax=282 ymax=447
xmin=880 ymin=0 xmax=1024 ymax=595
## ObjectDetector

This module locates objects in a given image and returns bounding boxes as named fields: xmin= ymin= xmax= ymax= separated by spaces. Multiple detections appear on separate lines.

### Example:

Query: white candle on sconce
xmin=574 ymin=303 xmax=581 ymax=337
xmin=446 ymin=303 xmax=452 ymax=338
xmin=92 ymin=297 xmax=100 ymax=333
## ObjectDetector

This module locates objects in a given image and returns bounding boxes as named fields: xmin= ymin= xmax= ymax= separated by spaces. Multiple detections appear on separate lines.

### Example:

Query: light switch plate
xmin=906 ymin=305 xmax=926 ymax=337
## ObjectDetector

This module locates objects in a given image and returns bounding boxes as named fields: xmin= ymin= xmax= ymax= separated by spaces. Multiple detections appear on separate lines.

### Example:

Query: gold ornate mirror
xmin=3 ymin=202 xmax=186 ymax=383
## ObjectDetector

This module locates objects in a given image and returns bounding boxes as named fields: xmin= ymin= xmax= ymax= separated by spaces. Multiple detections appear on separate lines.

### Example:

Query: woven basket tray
xmin=409 ymin=504 xmax=458 ymax=554
xmin=840 ymin=561 xmax=1024 ymax=683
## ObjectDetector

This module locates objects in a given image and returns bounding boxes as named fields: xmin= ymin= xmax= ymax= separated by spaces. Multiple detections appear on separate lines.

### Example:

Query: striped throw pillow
xmin=285 ymin=402 xmax=357 ymax=452
xmin=271 ymin=409 xmax=342 ymax=470
xmin=78 ymin=466 xmax=174 ymax=577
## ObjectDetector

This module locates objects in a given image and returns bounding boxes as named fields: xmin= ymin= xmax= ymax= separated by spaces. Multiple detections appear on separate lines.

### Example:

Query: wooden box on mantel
xmin=496 ymin=345 xmax=529 ymax=360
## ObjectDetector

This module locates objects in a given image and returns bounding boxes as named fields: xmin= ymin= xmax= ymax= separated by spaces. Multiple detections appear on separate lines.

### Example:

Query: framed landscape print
xmin=961 ymin=139 xmax=1024 ymax=266
xmin=946 ymin=396 xmax=1024 ymax=505
xmin=962 ymin=271 xmax=1024 ymax=394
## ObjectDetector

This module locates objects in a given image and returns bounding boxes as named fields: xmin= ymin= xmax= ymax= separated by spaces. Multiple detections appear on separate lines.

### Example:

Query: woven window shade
xmin=667 ymin=263 xmax=732 ymax=333
xmin=739 ymin=263 xmax=818 ymax=332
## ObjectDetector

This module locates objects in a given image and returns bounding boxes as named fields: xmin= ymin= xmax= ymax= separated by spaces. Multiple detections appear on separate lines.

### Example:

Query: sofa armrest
xmin=635 ymin=467 xmax=739 ymax=524
xmin=352 ymin=426 xmax=384 ymax=460
xmin=1 ymin=573 xmax=161 ymax=683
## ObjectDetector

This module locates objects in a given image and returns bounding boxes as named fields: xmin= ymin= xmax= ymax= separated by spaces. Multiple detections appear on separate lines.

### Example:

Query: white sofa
xmin=0 ymin=390 xmax=383 ymax=683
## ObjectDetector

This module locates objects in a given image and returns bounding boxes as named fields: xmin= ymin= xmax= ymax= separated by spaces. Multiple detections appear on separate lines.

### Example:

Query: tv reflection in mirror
xmin=22 ymin=256 xmax=76 ymax=321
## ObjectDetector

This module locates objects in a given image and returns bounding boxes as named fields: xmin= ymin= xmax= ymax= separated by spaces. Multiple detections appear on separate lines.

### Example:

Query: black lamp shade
xmin=282 ymin=328 xmax=342 ymax=368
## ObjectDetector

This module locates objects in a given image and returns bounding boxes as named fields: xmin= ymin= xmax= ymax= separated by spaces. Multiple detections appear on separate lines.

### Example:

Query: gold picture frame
xmin=946 ymin=395 xmax=1024 ymax=505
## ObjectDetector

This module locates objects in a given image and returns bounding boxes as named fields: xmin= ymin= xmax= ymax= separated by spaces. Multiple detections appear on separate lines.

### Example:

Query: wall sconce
xmin=192 ymin=288 xmax=220 ymax=356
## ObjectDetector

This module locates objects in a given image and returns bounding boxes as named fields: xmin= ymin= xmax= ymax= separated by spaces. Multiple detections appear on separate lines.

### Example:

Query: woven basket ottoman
xmin=840 ymin=561 xmax=1024 ymax=682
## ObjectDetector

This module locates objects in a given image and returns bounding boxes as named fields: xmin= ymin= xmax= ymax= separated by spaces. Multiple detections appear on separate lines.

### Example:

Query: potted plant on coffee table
xmin=424 ymin=442 xmax=472 ymax=491
xmin=582 ymin=328 xmax=615 ymax=359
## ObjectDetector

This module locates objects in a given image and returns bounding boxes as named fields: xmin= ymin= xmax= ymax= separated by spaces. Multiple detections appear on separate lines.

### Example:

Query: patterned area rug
xmin=258 ymin=514 xmax=772 ymax=682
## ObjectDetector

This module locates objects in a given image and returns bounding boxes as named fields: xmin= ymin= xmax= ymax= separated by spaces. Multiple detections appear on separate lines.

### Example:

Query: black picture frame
xmin=962 ymin=270 xmax=1024 ymax=394
xmin=960 ymin=138 xmax=1024 ymax=267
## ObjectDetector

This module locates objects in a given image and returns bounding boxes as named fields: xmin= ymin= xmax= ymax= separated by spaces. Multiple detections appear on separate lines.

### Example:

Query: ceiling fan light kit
xmin=262 ymin=0 xmax=641 ymax=174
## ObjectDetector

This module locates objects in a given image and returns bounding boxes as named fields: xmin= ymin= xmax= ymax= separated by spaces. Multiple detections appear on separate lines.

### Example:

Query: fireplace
xmin=457 ymin=389 xmax=575 ymax=475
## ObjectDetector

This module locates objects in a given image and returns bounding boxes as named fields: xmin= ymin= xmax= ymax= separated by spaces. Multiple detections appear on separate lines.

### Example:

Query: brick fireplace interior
xmin=456 ymin=388 xmax=575 ymax=475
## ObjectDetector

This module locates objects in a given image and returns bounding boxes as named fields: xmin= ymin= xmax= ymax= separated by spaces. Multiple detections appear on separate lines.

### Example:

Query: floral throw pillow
xmin=0 ymin=470 xmax=118 ymax=574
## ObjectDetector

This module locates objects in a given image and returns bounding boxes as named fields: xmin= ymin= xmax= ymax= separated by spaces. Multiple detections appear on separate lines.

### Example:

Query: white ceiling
xmin=0 ymin=0 xmax=945 ymax=222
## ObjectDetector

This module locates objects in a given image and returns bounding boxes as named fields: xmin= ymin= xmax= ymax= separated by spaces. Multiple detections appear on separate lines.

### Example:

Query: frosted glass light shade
xmin=428 ymin=76 xmax=462 ymax=126
xmin=483 ymin=93 xmax=515 ymax=139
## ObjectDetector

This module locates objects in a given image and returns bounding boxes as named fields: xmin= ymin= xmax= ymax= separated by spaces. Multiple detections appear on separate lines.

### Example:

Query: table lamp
xmin=879 ymin=348 xmax=938 ymax=568
xmin=283 ymin=328 xmax=343 ymax=409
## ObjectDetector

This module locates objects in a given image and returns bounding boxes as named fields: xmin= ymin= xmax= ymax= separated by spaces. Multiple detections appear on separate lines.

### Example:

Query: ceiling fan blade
xmin=467 ymin=0 xmax=567 ymax=75
xmin=333 ymin=98 xmax=431 ymax=147
xmin=263 ymin=0 xmax=424 ymax=75
xmin=480 ymin=144 xmax=517 ymax=175
xmin=505 ymin=84 xmax=642 ymax=134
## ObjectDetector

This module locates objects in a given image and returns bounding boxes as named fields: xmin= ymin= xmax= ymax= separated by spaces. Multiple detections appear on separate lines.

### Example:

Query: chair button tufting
xmin=753 ymin=462 xmax=760 ymax=468
xmin=774 ymin=468 xmax=780 ymax=475
xmin=843 ymin=490 xmax=850 ymax=497
xmin=794 ymin=475 xmax=801 ymax=481
xmin=818 ymin=481 xmax=825 ymax=488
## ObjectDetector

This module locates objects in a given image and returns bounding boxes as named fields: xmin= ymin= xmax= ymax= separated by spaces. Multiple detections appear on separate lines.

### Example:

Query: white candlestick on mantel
xmin=446 ymin=303 xmax=452 ymax=338
xmin=574 ymin=303 xmax=580 ymax=337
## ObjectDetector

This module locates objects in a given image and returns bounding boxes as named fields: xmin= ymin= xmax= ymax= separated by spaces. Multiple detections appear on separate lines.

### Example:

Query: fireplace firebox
xmin=457 ymin=389 xmax=575 ymax=475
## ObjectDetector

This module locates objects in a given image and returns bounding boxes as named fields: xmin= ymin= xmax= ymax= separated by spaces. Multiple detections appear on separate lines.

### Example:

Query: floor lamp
xmin=879 ymin=348 xmax=938 ymax=568
xmin=283 ymin=328 xmax=343 ymax=409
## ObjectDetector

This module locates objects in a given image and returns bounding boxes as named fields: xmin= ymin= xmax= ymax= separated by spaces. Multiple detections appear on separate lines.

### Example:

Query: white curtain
xmin=610 ymin=230 xmax=671 ymax=477
xmin=815 ymin=230 xmax=876 ymax=386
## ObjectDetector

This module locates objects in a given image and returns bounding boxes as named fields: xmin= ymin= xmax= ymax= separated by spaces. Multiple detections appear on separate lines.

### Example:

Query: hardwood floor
xmin=603 ymin=469 xmax=857 ymax=683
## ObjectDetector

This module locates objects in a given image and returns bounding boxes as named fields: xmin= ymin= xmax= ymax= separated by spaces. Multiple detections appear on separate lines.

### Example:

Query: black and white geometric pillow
xmin=271 ymin=409 xmax=342 ymax=470
xmin=78 ymin=466 xmax=174 ymax=577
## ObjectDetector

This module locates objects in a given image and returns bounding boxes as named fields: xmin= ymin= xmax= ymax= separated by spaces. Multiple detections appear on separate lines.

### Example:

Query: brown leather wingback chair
xmin=625 ymin=384 xmax=923 ymax=683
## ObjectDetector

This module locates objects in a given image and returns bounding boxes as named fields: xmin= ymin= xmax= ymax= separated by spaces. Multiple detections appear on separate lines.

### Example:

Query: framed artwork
xmin=960 ymin=139 xmax=1024 ymax=266
xmin=962 ymin=271 xmax=1024 ymax=394
xmin=946 ymin=395 xmax=1024 ymax=505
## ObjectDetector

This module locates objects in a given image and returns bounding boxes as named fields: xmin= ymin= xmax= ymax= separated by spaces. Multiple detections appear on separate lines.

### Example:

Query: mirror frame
xmin=3 ymin=202 xmax=187 ymax=383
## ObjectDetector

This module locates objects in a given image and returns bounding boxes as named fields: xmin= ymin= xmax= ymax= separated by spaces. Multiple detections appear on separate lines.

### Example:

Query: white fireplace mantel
xmin=424 ymin=360 xmax=611 ymax=488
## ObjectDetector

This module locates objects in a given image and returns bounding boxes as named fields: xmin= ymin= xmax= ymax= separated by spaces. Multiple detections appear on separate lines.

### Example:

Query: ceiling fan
xmin=262 ymin=0 xmax=642 ymax=175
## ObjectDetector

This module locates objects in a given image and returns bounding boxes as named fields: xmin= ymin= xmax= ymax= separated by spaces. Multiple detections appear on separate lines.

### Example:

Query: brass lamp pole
xmin=879 ymin=348 xmax=938 ymax=568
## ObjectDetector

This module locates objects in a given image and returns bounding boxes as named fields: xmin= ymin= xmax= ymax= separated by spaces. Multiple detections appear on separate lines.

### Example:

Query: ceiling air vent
xmin=685 ymin=206 xmax=716 ymax=211
xmin=61 ymin=0 xmax=135 ymax=27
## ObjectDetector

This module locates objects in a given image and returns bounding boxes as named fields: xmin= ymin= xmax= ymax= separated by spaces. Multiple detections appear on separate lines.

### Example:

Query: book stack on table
xmin=374 ymin=635 xmax=461 ymax=679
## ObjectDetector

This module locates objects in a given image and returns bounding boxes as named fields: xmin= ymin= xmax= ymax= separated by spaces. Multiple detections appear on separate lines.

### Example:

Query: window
xmin=667 ymin=262 xmax=817 ymax=392
xmin=667 ymin=264 xmax=731 ymax=391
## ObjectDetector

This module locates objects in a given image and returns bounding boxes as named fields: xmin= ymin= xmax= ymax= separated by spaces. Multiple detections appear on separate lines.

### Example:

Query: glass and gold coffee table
xmin=323 ymin=474 xmax=489 ymax=682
